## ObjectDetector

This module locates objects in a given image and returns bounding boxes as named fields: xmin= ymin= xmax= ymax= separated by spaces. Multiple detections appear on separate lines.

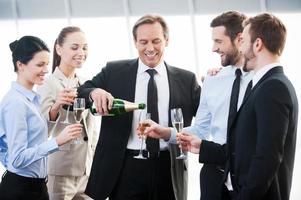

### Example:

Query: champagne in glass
xmin=74 ymin=108 xmax=85 ymax=122
xmin=72 ymin=98 xmax=85 ymax=144
xmin=171 ymin=108 xmax=187 ymax=160
xmin=134 ymin=111 xmax=151 ymax=159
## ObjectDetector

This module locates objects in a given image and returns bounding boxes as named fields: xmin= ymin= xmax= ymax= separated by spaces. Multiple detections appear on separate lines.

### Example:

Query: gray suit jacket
xmin=37 ymin=68 xmax=99 ymax=176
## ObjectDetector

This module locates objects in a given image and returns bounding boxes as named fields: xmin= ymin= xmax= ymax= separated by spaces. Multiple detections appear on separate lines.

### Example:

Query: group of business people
xmin=0 ymin=10 xmax=298 ymax=200
xmin=141 ymin=11 xmax=298 ymax=200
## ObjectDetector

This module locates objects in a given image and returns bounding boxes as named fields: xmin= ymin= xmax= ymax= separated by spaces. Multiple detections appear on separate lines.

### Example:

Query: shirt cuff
xmin=39 ymin=138 xmax=59 ymax=156
xmin=166 ymin=128 xmax=177 ymax=144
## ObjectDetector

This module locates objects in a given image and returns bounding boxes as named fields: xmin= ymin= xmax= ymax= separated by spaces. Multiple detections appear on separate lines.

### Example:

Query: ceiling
xmin=0 ymin=0 xmax=300 ymax=20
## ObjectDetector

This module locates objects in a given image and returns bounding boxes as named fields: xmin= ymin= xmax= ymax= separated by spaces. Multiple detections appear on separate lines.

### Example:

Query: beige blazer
xmin=37 ymin=68 xmax=99 ymax=177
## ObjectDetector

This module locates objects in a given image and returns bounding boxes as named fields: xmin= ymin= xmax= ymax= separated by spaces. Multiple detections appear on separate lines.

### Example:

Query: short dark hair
xmin=52 ymin=26 xmax=83 ymax=73
xmin=132 ymin=14 xmax=169 ymax=41
xmin=210 ymin=11 xmax=247 ymax=42
xmin=243 ymin=13 xmax=286 ymax=56
xmin=9 ymin=36 xmax=49 ymax=72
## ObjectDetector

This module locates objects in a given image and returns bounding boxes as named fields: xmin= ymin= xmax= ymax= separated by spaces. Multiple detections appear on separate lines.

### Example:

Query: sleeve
xmin=77 ymin=64 xmax=109 ymax=108
xmin=199 ymin=140 xmax=227 ymax=165
xmin=37 ymin=79 xmax=58 ymax=122
xmin=4 ymin=100 xmax=58 ymax=169
xmin=238 ymin=80 xmax=293 ymax=199
xmin=36 ymin=79 xmax=60 ymax=136
xmin=185 ymin=77 xmax=212 ymax=139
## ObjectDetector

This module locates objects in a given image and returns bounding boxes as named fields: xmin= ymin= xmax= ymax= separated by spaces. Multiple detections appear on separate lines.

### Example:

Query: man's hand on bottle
xmin=91 ymin=88 xmax=114 ymax=115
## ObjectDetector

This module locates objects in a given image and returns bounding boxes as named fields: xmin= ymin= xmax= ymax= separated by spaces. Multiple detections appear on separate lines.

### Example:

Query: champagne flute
xmin=72 ymin=98 xmax=85 ymax=144
xmin=134 ymin=111 xmax=151 ymax=159
xmin=61 ymin=77 xmax=74 ymax=124
xmin=171 ymin=108 xmax=187 ymax=160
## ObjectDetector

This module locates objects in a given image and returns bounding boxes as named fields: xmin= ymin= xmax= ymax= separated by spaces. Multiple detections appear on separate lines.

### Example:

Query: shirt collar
xmin=53 ymin=67 xmax=81 ymax=85
xmin=137 ymin=59 xmax=167 ymax=76
xmin=229 ymin=65 xmax=250 ymax=77
xmin=12 ymin=81 xmax=40 ymax=103
xmin=252 ymin=62 xmax=281 ymax=88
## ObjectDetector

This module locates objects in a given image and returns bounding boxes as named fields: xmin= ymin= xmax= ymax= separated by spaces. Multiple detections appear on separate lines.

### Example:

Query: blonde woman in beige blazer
xmin=37 ymin=27 xmax=98 ymax=200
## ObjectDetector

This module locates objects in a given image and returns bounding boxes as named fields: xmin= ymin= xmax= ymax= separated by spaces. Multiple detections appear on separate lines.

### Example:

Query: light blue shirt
xmin=0 ymin=82 xmax=58 ymax=178
xmin=169 ymin=66 xmax=253 ymax=144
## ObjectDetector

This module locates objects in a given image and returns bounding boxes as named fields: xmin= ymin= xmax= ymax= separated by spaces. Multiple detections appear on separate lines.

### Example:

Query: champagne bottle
xmin=90 ymin=98 xmax=146 ymax=116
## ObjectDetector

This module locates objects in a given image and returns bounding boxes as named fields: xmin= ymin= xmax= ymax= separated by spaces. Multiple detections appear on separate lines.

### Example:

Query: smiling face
xmin=17 ymin=50 xmax=49 ymax=89
xmin=56 ymin=31 xmax=88 ymax=69
xmin=134 ymin=22 xmax=168 ymax=68
xmin=211 ymin=26 xmax=241 ymax=67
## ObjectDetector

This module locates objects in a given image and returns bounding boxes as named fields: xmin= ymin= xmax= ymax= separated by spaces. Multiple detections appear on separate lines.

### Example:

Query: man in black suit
xmin=179 ymin=13 xmax=298 ymax=200
xmin=78 ymin=14 xmax=200 ymax=200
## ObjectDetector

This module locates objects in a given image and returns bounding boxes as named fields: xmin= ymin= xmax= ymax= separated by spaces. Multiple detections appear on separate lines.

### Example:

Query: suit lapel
xmin=166 ymin=63 xmax=178 ymax=126
xmin=239 ymin=66 xmax=283 ymax=110
xmin=125 ymin=59 xmax=139 ymax=125
xmin=126 ymin=59 xmax=139 ymax=102
xmin=231 ymin=66 xmax=284 ymax=130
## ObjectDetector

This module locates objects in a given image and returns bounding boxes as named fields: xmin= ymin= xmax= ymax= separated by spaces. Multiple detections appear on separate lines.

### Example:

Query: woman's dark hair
xmin=9 ymin=36 xmax=49 ymax=72
xmin=52 ymin=26 xmax=83 ymax=73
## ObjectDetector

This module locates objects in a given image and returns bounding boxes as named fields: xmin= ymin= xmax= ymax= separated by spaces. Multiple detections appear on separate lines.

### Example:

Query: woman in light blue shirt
xmin=0 ymin=36 xmax=83 ymax=200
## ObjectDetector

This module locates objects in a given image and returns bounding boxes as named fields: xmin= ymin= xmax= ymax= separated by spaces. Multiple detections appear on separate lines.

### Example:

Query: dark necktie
xmin=243 ymin=80 xmax=253 ymax=102
xmin=223 ymin=68 xmax=242 ymax=188
xmin=145 ymin=69 xmax=160 ymax=157
xmin=227 ymin=68 xmax=242 ymax=130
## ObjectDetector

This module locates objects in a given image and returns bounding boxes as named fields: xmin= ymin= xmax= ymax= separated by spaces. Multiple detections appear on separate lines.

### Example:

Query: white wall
xmin=0 ymin=13 xmax=300 ymax=199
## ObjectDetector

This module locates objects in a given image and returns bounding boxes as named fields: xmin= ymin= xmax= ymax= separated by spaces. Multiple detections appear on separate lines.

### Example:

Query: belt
xmin=126 ymin=149 xmax=170 ymax=159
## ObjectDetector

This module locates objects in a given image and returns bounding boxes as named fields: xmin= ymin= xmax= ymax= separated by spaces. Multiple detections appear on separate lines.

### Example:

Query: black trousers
xmin=110 ymin=149 xmax=175 ymax=200
xmin=0 ymin=171 xmax=49 ymax=200
xmin=200 ymin=164 xmax=224 ymax=200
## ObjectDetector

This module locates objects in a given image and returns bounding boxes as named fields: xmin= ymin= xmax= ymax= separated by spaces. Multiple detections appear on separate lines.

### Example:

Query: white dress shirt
xmin=127 ymin=59 xmax=170 ymax=150
xmin=252 ymin=62 xmax=281 ymax=88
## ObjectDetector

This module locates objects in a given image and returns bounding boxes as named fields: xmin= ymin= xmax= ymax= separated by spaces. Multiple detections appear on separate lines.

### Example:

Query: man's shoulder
xmin=106 ymin=59 xmax=137 ymax=68
xmin=167 ymin=64 xmax=195 ymax=78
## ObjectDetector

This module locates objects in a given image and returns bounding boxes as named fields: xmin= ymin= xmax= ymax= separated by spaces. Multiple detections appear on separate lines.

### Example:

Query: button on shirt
xmin=0 ymin=82 xmax=58 ymax=178
xmin=168 ymin=66 xmax=253 ymax=144
xmin=127 ymin=59 xmax=170 ymax=150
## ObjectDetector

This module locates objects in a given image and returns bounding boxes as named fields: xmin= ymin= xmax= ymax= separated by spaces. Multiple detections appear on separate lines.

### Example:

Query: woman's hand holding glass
xmin=61 ymin=88 xmax=78 ymax=124
xmin=55 ymin=123 xmax=83 ymax=146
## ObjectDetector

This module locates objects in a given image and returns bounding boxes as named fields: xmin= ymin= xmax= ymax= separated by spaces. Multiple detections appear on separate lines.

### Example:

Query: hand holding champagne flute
xmin=135 ymin=111 xmax=151 ymax=159
xmin=61 ymin=78 xmax=77 ymax=124
xmin=171 ymin=108 xmax=187 ymax=160
xmin=72 ymin=98 xmax=85 ymax=144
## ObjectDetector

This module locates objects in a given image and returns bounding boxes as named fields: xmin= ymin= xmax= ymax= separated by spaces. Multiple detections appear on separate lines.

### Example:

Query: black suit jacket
xmin=199 ymin=66 xmax=298 ymax=200
xmin=78 ymin=59 xmax=200 ymax=200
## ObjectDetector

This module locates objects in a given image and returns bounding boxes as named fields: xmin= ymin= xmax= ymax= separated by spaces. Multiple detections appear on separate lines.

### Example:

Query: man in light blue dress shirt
xmin=143 ymin=11 xmax=253 ymax=200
